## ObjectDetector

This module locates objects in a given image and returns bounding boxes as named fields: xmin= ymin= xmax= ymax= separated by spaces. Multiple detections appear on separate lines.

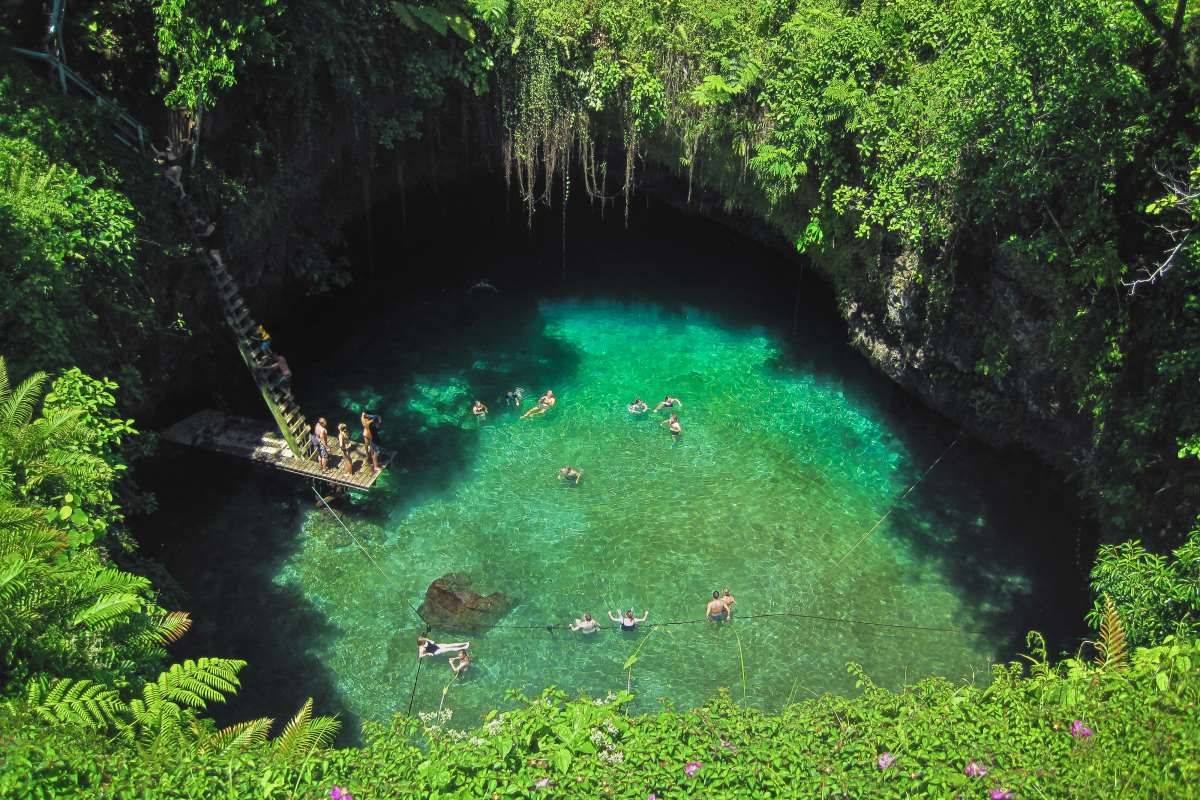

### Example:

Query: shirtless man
xmin=312 ymin=418 xmax=330 ymax=469
xmin=361 ymin=411 xmax=382 ymax=472
xmin=662 ymin=413 xmax=682 ymax=440
xmin=721 ymin=588 xmax=736 ymax=615
xmin=449 ymin=649 xmax=471 ymax=676
xmin=706 ymin=591 xmax=729 ymax=622
xmin=521 ymin=389 xmax=556 ymax=419
xmin=570 ymin=612 xmax=600 ymax=633
xmin=471 ymin=400 xmax=488 ymax=420
xmin=653 ymin=395 xmax=683 ymax=412
xmin=558 ymin=466 xmax=583 ymax=485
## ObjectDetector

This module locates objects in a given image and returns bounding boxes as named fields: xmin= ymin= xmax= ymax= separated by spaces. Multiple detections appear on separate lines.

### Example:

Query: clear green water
xmin=214 ymin=294 xmax=1065 ymax=730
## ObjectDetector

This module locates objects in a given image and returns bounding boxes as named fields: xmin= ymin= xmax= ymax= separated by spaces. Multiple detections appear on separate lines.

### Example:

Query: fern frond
xmin=0 ymin=370 xmax=47 ymax=433
xmin=204 ymin=717 xmax=274 ymax=756
xmin=1097 ymin=594 xmax=1128 ymax=670
xmin=71 ymin=592 xmax=143 ymax=630
xmin=271 ymin=698 xmax=339 ymax=765
xmin=27 ymin=676 xmax=126 ymax=730
xmin=143 ymin=610 xmax=192 ymax=646
xmin=156 ymin=658 xmax=246 ymax=709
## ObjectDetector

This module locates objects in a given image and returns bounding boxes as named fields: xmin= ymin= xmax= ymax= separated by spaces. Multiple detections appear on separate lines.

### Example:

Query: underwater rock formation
xmin=417 ymin=572 xmax=514 ymax=632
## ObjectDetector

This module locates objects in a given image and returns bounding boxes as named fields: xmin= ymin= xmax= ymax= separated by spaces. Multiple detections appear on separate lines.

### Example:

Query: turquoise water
xmin=214 ymin=294 xmax=1061 ymax=729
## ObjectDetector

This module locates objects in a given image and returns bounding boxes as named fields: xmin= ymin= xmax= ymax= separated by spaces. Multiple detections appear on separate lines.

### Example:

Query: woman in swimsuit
xmin=608 ymin=608 xmax=649 ymax=631
xmin=722 ymin=588 xmax=736 ymax=615
xmin=653 ymin=395 xmax=683 ymax=412
xmin=521 ymin=389 xmax=556 ymax=419
xmin=471 ymin=400 xmax=488 ymax=420
xmin=628 ymin=397 xmax=649 ymax=414
xmin=416 ymin=634 xmax=470 ymax=658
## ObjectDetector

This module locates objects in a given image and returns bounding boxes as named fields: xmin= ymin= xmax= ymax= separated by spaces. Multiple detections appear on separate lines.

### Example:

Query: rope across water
xmin=310 ymin=437 xmax=976 ymax=639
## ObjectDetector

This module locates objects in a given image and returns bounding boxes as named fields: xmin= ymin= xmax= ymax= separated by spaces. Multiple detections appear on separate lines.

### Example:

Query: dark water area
xmin=133 ymin=175 xmax=1091 ymax=740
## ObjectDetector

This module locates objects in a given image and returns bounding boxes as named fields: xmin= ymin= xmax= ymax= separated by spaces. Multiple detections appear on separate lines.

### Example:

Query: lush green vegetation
xmin=2 ymin=1 xmax=1200 ymax=796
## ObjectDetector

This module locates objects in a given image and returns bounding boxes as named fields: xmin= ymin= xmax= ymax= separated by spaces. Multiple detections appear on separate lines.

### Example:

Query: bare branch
xmin=1124 ymin=165 xmax=1199 ymax=295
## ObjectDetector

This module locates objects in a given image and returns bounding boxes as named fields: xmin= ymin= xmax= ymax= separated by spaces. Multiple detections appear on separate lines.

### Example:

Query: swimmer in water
xmin=628 ymin=397 xmax=649 ymax=414
xmin=449 ymin=649 xmax=471 ymax=676
xmin=471 ymin=399 xmax=488 ymax=420
xmin=722 ymin=587 xmax=736 ymax=615
xmin=570 ymin=612 xmax=600 ymax=633
xmin=706 ymin=591 xmax=729 ymax=622
xmin=608 ymin=608 xmax=649 ymax=631
xmin=662 ymin=413 xmax=682 ymax=439
xmin=417 ymin=634 xmax=471 ymax=658
xmin=558 ymin=465 xmax=583 ymax=485
xmin=653 ymin=395 xmax=683 ymax=412
xmin=521 ymin=389 xmax=556 ymax=419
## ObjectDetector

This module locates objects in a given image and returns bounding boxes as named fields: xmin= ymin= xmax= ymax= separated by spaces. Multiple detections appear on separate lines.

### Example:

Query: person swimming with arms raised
xmin=706 ymin=591 xmax=729 ymax=622
xmin=608 ymin=608 xmax=649 ymax=631
xmin=558 ymin=465 xmax=583 ymax=485
xmin=570 ymin=612 xmax=600 ymax=633
xmin=628 ymin=397 xmax=649 ymax=414
xmin=521 ymin=389 xmax=556 ymax=419
xmin=653 ymin=395 xmax=683 ymax=412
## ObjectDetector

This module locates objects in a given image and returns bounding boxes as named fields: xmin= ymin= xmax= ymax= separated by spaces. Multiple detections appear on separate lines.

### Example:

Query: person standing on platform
xmin=361 ymin=411 xmax=382 ymax=473
xmin=337 ymin=422 xmax=355 ymax=475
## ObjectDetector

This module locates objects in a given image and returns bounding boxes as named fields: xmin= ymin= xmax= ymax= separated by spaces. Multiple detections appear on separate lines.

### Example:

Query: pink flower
xmin=989 ymin=790 xmax=1013 ymax=800
xmin=684 ymin=760 xmax=702 ymax=777
xmin=330 ymin=788 xmax=354 ymax=800
xmin=964 ymin=761 xmax=988 ymax=778
xmin=876 ymin=752 xmax=895 ymax=770
xmin=1070 ymin=719 xmax=1093 ymax=738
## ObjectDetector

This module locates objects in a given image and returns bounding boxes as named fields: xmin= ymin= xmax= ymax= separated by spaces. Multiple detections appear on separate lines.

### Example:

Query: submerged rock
xmin=417 ymin=572 xmax=514 ymax=632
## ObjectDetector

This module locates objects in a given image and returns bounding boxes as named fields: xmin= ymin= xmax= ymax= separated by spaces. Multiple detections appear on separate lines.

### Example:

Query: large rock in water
xmin=417 ymin=572 xmax=514 ymax=632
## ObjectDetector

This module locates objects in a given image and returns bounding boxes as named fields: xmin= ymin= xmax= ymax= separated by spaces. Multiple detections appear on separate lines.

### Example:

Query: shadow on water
xmin=288 ymin=294 xmax=584 ymax=525
xmin=135 ymin=449 xmax=363 ymax=740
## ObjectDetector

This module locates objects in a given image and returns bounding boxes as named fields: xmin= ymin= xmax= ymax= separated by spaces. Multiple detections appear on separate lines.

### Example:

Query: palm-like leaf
xmin=156 ymin=658 xmax=246 ymax=709
xmin=1097 ymin=594 xmax=1128 ymax=670
xmin=271 ymin=698 xmax=341 ymax=765
xmin=203 ymin=717 xmax=274 ymax=756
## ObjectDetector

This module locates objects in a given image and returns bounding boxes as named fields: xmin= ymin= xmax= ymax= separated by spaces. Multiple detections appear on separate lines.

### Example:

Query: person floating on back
xmin=361 ymin=411 xmax=382 ymax=473
xmin=521 ymin=389 xmax=556 ymax=419
xmin=706 ymin=591 xmax=730 ymax=622
xmin=653 ymin=395 xmax=683 ymax=412
xmin=570 ymin=612 xmax=600 ymax=633
xmin=505 ymin=387 xmax=526 ymax=408
xmin=312 ymin=417 xmax=330 ymax=469
xmin=609 ymin=608 xmax=648 ymax=631
xmin=628 ymin=397 xmax=648 ymax=414
xmin=417 ymin=633 xmax=470 ymax=658
xmin=471 ymin=399 xmax=488 ymax=421
xmin=558 ymin=466 xmax=583 ymax=485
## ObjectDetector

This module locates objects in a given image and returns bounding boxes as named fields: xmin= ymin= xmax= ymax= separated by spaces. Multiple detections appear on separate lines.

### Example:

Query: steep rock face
xmin=838 ymin=241 xmax=1090 ymax=468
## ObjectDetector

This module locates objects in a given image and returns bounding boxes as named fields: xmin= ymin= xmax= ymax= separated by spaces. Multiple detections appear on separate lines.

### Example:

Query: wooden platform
xmin=162 ymin=410 xmax=390 ymax=491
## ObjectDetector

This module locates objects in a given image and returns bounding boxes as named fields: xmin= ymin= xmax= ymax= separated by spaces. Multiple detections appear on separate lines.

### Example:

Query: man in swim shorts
xmin=570 ymin=612 xmax=600 ymax=633
xmin=312 ymin=417 xmax=330 ymax=469
xmin=521 ymin=389 xmax=556 ymax=419
xmin=706 ymin=591 xmax=729 ymax=622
